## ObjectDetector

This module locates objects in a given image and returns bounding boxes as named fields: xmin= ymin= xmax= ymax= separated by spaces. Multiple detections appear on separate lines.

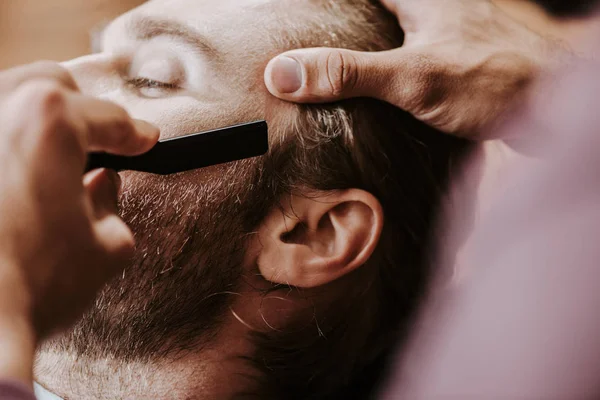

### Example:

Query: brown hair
xmin=239 ymin=1 xmax=470 ymax=398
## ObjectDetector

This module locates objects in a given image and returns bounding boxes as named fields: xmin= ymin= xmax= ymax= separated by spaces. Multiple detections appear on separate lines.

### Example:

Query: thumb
xmin=264 ymin=47 xmax=438 ymax=115
xmin=264 ymin=48 xmax=395 ymax=103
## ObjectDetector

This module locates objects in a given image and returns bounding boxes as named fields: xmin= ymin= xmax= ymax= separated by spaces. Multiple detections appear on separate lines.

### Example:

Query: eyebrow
xmin=127 ymin=17 xmax=221 ymax=59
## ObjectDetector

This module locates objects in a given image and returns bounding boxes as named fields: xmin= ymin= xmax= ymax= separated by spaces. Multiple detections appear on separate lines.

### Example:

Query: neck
xmin=34 ymin=319 xmax=257 ymax=400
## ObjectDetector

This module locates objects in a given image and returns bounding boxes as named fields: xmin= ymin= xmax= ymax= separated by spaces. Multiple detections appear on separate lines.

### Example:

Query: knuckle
xmin=17 ymin=80 xmax=67 ymax=132
xmin=407 ymin=53 xmax=438 ymax=89
xmin=31 ymin=61 xmax=77 ymax=89
xmin=107 ymin=109 xmax=135 ymax=146
xmin=402 ymin=53 xmax=448 ymax=111
xmin=0 ymin=61 xmax=76 ymax=95
xmin=30 ymin=60 xmax=63 ymax=73
xmin=22 ymin=79 xmax=65 ymax=109
xmin=324 ymin=50 xmax=357 ymax=97
xmin=15 ymin=80 xmax=85 ymax=157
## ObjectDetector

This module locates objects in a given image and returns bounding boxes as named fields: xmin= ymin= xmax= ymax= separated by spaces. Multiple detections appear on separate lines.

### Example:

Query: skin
xmin=34 ymin=1 xmax=383 ymax=398
xmin=0 ymin=61 xmax=158 ymax=385
xmin=264 ymin=0 xmax=570 ymax=137
xmin=263 ymin=1 xmax=600 ymax=398
xmin=263 ymin=0 xmax=600 ymax=280
xmin=2 ymin=0 xmax=588 ymax=397
xmin=65 ymin=0 xmax=277 ymax=139
xmin=36 ymin=1 xmax=275 ymax=396
xmin=386 ymin=33 xmax=600 ymax=400
xmin=495 ymin=0 xmax=597 ymax=46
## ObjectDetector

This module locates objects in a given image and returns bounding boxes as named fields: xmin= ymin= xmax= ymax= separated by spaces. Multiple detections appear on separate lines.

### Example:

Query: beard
xmin=47 ymin=159 xmax=263 ymax=362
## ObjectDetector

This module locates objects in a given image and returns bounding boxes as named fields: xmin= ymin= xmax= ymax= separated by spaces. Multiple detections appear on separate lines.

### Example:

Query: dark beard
xmin=49 ymin=160 xmax=260 ymax=362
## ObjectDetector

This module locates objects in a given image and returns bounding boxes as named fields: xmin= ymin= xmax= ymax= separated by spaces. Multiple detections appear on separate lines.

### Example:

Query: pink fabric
xmin=0 ymin=381 xmax=35 ymax=400
xmin=384 ymin=32 xmax=600 ymax=399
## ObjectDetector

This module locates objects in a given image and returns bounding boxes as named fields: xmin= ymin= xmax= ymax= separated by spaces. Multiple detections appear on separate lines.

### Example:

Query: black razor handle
xmin=85 ymin=120 xmax=268 ymax=175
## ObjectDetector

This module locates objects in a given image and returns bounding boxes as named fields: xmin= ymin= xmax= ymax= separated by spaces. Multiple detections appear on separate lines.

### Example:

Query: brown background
xmin=0 ymin=0 xmax=588 ymax=69
xmin=0 ymin=0 xmax=145 ymax=68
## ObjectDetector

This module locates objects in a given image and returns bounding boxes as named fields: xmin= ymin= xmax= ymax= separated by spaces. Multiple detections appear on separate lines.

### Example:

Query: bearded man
xmin=34 ymin=0 xmax=466 ymax=398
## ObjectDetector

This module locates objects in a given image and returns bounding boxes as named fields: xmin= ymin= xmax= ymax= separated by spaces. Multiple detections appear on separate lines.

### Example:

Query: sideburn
xmin=50 ymin=159 xmax=263 ymax=362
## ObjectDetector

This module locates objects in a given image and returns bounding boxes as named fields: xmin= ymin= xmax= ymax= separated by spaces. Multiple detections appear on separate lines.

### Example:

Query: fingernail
xmin=270 ymin=56 xmax=303 ymax=94
xmin=133 ymin=119 xmax=160 ymax=139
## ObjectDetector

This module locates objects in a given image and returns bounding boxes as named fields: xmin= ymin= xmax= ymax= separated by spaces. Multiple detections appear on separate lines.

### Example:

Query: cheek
xmin=100 ymin=92 xmax=259 ymax=140
xmin=110 ymin=96 xmax=234 ymax=139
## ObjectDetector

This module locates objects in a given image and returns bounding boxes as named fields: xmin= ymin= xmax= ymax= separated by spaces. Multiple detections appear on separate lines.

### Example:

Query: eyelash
xmin=126 ymin=77 xmax=179 ymax=91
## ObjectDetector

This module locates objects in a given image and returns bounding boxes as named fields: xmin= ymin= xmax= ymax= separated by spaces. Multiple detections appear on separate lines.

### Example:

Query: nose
xmin=61 ymin=54 xmax=118 ymax=98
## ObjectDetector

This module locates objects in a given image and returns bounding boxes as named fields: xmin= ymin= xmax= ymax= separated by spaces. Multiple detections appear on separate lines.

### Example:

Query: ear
xmin=256 ymin=189 xmax=384 ymax=288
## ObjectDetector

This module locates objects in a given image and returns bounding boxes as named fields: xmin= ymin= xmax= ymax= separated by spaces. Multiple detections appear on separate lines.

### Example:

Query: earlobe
xmin=256 ymin=189 xmax=383 ymax=288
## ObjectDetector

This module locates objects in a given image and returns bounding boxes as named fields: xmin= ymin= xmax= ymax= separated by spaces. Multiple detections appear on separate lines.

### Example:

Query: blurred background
xmin=0 ymin=0 xmax=591 ymax=70
xmin=0 ymin=0 xmax=144 ymax=68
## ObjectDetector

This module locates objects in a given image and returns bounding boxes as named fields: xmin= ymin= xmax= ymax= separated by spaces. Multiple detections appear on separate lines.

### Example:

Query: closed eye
xmin=126 ymin=77 xmax=179 ymax=90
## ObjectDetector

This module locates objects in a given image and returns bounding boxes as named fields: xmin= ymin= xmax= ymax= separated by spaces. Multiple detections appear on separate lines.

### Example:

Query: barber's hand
xmin=0 ymin=62 xmax=158 ymax=376
xmin=265 ymin=0 xmax=560 ymax=137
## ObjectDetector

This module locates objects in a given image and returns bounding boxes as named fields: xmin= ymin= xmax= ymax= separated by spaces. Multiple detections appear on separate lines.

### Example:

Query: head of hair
xmin=238 ymin=1 xmax=470 ymax=398
xmin=39 ymin=1 xmax=465 ymax=397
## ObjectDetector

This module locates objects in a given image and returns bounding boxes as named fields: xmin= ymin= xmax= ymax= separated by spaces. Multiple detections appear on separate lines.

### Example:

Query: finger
xmin=0 ymin=61 xmax=79 ymax=95
xmin=85 ymin=169 xmax=133 ymax=281
xmin=66 ymin=93 xmax=160 ymax=155
xmin=4 ymin=79 xmax=87 ymax=177
xmin=84 ymin=168 xmax=121 ymax=219
xmin=5 ymin=80 xmax=159 ymax=181
xmin=94 ymin=214 xmax=135 ymax=267
xmin=379 ymin=0 xmax=398 ymax=13
xmin=265 ymin=48 xmax=381 ymax=102
xmin=380 ymin=0 xmax=476 ymax=36
xmin=264 ymin=47 xmax=436 ymax=111
xmin=379 ymin=0 xmax=434 ymax=34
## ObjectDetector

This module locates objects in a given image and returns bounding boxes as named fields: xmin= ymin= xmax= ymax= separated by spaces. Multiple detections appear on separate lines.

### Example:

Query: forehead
xmin=99 ymin=0 xmax=327 ymax=136
xmin=110 ymin=0 xmax=293 ymax=43
xmin=143 ymin=0 xmax=275 ymax=14
xmin=102 ymin=0 xmax=318 ymax=79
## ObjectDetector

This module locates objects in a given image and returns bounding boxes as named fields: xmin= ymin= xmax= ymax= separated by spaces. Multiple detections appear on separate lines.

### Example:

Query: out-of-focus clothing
xmin=384 ymin=28 xmax=600 ymax=400
xmin=0 ymin=381 xmax=36 ymax=400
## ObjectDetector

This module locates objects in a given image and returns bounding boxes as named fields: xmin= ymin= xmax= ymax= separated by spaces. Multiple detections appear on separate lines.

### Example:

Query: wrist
xmin=0 ymin=261 xmax=36 ymax=385
xmin=0 ymin=311 xmax=36 ymax=384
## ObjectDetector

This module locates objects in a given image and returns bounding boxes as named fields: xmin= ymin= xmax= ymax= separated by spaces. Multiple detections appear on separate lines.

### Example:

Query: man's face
xmin=52 ymin=0 xmax=297 ymax=359
xmin=73 ymin=0 xmax=284 ymax=135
